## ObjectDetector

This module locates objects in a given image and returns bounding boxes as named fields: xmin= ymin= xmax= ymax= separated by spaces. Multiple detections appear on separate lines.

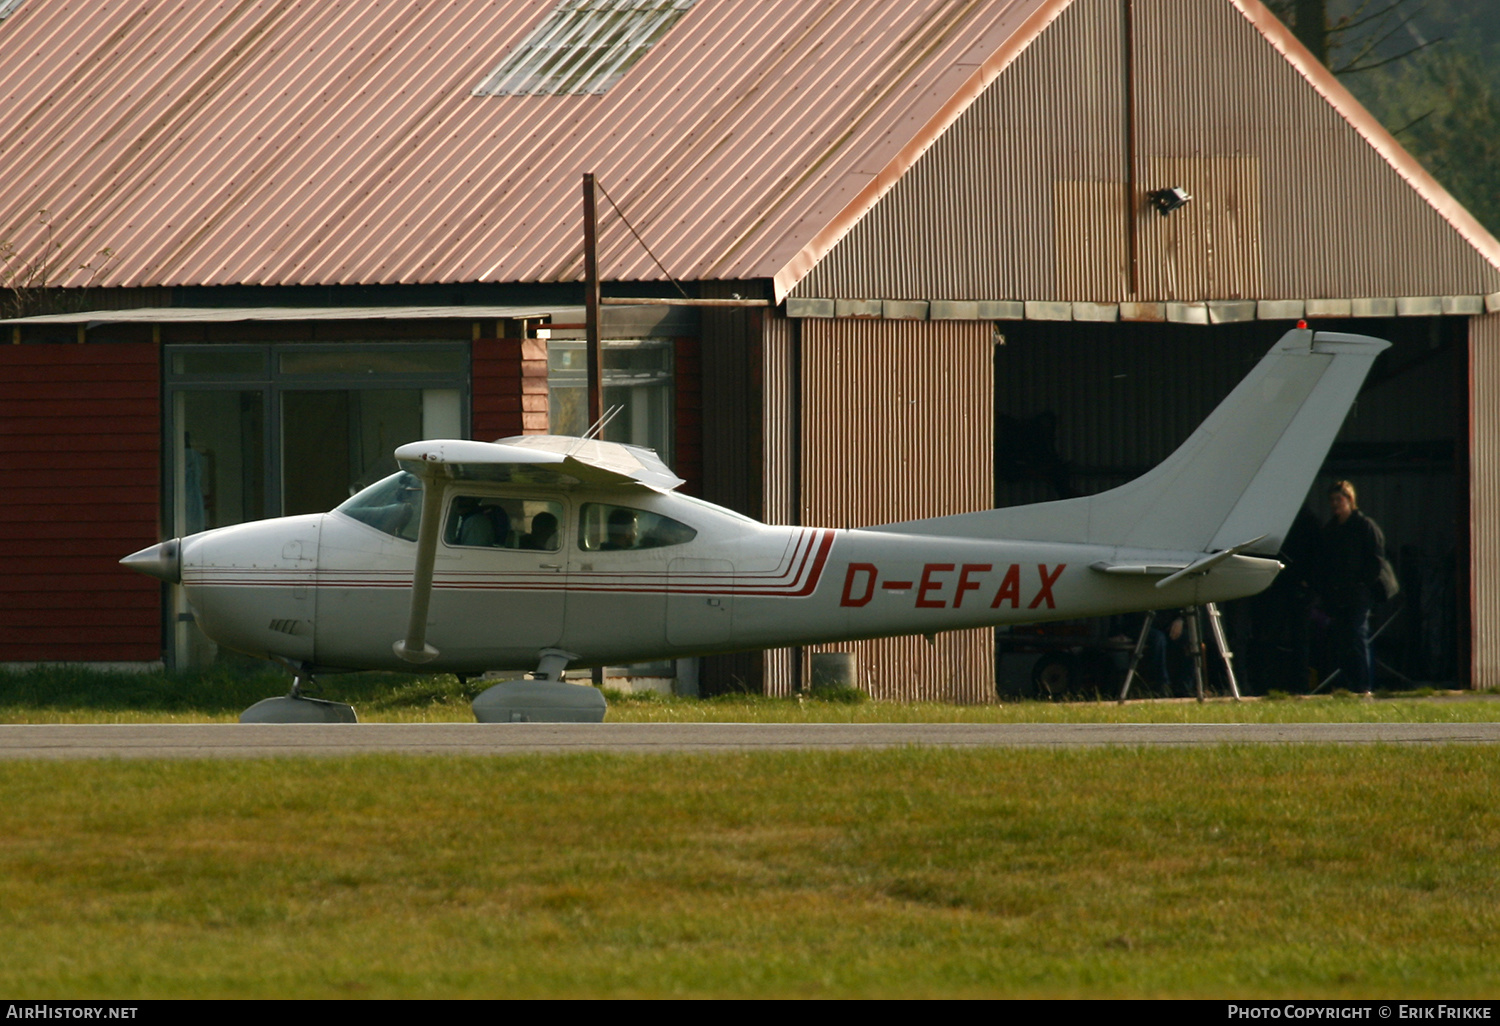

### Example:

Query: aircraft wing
xmin=394 ymin=435 xmax=684 ymax=492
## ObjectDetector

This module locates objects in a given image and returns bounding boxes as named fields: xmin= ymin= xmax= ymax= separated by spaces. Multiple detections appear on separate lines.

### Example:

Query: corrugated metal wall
xmin=799 ymin=319 xmax=995 ymax=702
xmin=1471 ymin=315 xmax=1500 ymax=687
xmin=761 ymin=313 xmax=798 ymax=696
xmin=791 ymin=0 xmax=1500 ymax=303
xmin=0 ymin=342 xmax=162 ymax=662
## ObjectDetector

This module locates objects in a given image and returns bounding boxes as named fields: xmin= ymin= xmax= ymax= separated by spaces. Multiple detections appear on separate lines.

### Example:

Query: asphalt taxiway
xmin=1 ymin=721 xmax=1498 ymax=758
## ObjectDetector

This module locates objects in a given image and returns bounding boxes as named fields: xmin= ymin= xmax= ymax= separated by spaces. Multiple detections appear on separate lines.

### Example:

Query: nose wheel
xmin=240 ymin=666 xmax=359 ymax=723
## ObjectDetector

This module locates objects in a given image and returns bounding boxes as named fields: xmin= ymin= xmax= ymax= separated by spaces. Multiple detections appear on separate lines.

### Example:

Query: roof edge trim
xmin=1231 ymin=0 xmax=1500 ymax=278
xmin=770 ymin=0 xmax=1074 ymax=303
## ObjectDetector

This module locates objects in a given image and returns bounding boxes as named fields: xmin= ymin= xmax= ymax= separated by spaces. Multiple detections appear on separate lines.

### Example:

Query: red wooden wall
xmin=0 ymin=343 xmax=162 ymax=662
xmin=471 ymin=338 xmax=547 ymax=440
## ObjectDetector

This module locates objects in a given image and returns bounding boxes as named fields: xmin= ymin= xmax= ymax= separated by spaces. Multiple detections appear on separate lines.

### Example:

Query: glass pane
xmin=445 ymin=496 xmax=564 ymax=550
xmin=349 ymin=389 xmax=424 ymax=492
xmin=548 ymin=339 xmax=673 ymax=461
xmin=282 ymin=390 xmax=352 ymax=515
xmin=171 ymin=349 xmax=265 ymax=377
xmin=336 ymin=472 xmax=424 ymax=541
xmin=279 ymin=349 xmax=466 ymax=376
xmin=172 ymin=388 xmax=265 ymax=670
xmin=578 ymin=502 xmax=695 ymax=552
xmin=175 ymin=390 xmax=265 ymax=534
xmin=282 ymin=389 xmax=431 ymax=514
xmin=422 ymin=389 xmax=462 ymax=438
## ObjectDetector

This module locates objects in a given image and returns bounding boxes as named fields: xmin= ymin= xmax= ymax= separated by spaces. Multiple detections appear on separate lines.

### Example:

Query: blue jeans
xmin=1328 ymin=605 xmax=1372 ymax=693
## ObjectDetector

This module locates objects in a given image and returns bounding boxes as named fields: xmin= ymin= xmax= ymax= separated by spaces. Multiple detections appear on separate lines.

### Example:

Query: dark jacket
xmin=1318 ymin=509 xmax=1385 ymax=612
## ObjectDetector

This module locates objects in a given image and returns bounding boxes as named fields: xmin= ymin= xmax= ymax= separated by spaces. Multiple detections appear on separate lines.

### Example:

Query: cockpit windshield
xmin=335 ymin=472 xmax=423 ymax=541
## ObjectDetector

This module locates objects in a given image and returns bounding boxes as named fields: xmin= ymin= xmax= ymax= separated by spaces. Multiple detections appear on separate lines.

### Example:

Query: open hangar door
xmin=992 ymin=317 xmax=1464 ymax=696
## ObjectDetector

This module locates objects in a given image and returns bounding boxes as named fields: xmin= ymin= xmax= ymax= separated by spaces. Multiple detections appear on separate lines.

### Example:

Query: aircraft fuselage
xmin=174 ymin=482 xmax=1279 ymax=674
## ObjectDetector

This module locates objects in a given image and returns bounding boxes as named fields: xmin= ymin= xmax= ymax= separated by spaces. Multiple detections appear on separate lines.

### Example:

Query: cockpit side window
xmin=335 ymin=472 xmax=424 ymax=541
xmin=578 ymin=503 xmax=696 ymax=552
xmin=446 ymin=496 xmax=565 ymax=551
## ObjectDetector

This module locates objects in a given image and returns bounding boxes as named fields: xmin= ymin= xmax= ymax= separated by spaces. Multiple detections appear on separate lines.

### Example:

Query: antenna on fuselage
xmin=581 ymin=404 xmax=624 ymax=441
xmin=563 ymin=404 xmax=625 ymax=460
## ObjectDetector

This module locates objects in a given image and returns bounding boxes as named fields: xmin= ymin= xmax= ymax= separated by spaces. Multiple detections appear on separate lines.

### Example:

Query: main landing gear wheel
xmin=1030 ymin=653 xmax=1076 ymax=700
xmin=240 ymin=669 xmax=358 ymax=724
xmin=1030 ymin=650 xmax=1114 ymax=700
xmin=471 ymin=649 xmax=607 ymax=723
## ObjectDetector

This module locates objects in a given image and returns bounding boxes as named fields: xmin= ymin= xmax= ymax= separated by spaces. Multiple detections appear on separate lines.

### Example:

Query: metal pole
xmin=1186 ymin=606 xmax=1206 ymax=703
xmin=1204 ymin=601 xmax=1242 ymax=701
xmin=583 ymin=172 xmax=603 ymax=434
xmin=1118 ymin=610 xmax=1155 ymax=703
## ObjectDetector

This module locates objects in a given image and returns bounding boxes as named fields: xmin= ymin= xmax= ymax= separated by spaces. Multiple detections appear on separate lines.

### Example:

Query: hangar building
xmin=2 ymin=0 xmax=1497 ymax=695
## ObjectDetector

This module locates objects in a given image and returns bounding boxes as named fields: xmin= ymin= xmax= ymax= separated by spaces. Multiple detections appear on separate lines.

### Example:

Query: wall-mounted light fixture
xmin=1148 ymin=187 xmax=1192 ymax=217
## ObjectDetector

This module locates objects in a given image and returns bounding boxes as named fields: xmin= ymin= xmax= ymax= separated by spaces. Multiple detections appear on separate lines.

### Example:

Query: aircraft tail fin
xmin=875 ymin=329 xmax=1389 ymax=554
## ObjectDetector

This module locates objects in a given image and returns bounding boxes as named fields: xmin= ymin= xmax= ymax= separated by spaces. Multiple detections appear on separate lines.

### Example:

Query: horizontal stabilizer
xmin=1152 ymin=536 xmax=1267 ymax=589
xmin=1090 ymin=561 xmax=1190 ymax=577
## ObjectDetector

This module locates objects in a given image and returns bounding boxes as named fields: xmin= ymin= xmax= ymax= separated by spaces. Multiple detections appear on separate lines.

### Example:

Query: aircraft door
xmin=667 ymin=559 xmax=734 ymax=648
xmin=562 ymin=501 xmax=679 ymax=660
xmin=428 ymin=494 xmax=568 ymax=665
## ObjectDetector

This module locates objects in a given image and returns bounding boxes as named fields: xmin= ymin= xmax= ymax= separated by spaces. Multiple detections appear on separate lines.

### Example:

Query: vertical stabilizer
xmin=875 ymin=329 xmax=1389 ymax=554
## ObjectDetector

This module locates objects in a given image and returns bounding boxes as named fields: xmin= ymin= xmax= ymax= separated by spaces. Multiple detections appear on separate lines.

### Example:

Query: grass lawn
xmin=0 ymin=745 xmax=1495 ymax=998
xmin=1 ymin=666 xmax=1495 ymax=998
xmin=2 ymin=664 xmax=1498 ymax=724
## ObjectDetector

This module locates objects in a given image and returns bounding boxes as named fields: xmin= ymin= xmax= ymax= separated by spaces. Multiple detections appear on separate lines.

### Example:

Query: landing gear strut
xmin=471 ymin=648 xmax=608 ymax=723
xmin=240 ymin=665 xmax=359 ymax=724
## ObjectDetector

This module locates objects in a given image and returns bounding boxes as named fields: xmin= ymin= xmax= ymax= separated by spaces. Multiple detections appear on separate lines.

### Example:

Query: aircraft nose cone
xmin=120 ymin=539 xmax=181 ymax=584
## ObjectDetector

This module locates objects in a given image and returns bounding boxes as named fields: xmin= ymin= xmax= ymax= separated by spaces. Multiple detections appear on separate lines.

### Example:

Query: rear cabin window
xmin=446 ymin=496 xmax=564 ymax=551
xmin=578 ymin=503 xmax=695 ymax=552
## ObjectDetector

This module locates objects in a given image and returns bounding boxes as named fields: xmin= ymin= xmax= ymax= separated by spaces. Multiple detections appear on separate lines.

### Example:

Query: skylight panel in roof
xmin=0 ymin=0 xmax=27 ymax=20
xmin=474 ymin=0 xmax=696 ymax=96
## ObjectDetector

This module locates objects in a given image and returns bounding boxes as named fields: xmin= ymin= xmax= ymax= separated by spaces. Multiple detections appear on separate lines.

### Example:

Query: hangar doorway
xmin=994 ymin=318 xmax=1464 ymax=694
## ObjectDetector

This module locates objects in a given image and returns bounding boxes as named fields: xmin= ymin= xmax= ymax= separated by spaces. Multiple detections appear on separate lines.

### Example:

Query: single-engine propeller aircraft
xmin=123 ymin=327 xmax=1388 ymax=722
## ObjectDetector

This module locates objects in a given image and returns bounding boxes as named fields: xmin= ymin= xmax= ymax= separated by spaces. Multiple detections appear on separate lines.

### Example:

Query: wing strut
xmin=393 ymin=472 xmax=448 ymax=664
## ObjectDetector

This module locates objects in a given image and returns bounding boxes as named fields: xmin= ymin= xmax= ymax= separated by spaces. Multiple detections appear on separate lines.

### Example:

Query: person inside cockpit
xmin=600 ymin=507 xmax=638 ymax=551
xmin=458 ymin=500 xmax=511 ymax=548
xmin=525 ymin=511 xmax=559 ymax=551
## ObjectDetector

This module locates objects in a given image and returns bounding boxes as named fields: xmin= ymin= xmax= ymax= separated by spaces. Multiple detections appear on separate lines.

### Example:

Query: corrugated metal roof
xmin=788 ymin=0 xmax=1500 ymax=304
xmin=0 ymin=0 xmax=1055 ymax=294
xmin=1 ymin=0 xmax=1494 ymax=302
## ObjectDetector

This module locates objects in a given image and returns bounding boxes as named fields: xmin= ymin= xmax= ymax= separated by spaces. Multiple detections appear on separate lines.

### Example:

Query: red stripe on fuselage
xmin=186 ymin=530 xmax=838 ymax=598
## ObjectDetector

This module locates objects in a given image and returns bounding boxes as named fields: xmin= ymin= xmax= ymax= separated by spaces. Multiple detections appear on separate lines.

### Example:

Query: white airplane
xmin=122 ymin=327 xmax=1388 ymax=722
